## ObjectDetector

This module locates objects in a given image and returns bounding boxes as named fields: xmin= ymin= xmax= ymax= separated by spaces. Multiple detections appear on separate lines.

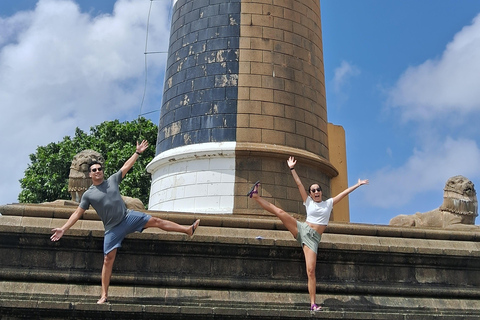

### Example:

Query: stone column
xmin=147 ymin=0 xmax=339 ymax=217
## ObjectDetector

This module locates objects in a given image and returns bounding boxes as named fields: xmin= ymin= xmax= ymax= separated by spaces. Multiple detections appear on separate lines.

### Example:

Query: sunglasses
xmin=91 ymin=167 xmax=103 ymax=173
xmin=310 ymin=188 xmax=322 ymax=193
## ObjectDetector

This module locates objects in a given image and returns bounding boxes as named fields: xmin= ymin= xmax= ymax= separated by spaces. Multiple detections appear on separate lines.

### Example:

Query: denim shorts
xmin=103 ymin=211 xmax=151 ymax=255
xmin=296 ymin=221 xmax=322 ymax=254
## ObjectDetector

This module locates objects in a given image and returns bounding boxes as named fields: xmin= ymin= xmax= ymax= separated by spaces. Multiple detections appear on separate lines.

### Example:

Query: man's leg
xmin=98 ymin=248 xmax=117 ymax=304
xmin=144 ymin=217 xmax=200 ymax=236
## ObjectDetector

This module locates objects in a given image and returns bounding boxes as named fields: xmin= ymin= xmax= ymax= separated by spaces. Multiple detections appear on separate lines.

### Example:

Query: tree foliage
xmin=19 ymin=118 xmax=158 ymax=207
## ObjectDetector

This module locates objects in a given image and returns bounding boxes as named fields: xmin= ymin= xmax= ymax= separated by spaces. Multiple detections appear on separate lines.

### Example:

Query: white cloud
xmin=0 ymin=11 xmax=33 ymax=46
xmin=0 ymin=0 xmax=171 ymax=204
xmin=372 ymin=12 xmax=480 ymax=216
xmin=389 ymin=13 xmax=480 ymax=121
xmin=332 ymin=60 xmax=360 ymax=93
xmin=363 ymin=137 xmax=480 ymax=208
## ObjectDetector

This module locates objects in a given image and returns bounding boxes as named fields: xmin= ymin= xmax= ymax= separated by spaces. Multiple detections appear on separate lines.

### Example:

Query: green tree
xmin=19 ymin=118 xmax=157 ymax=207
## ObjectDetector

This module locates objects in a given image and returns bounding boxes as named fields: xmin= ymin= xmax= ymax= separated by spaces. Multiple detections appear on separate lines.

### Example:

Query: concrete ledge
xmin=1 ymin=214 xmax=480 ymax=256
xmin=3 ymin=203 xmax=480 ymax=241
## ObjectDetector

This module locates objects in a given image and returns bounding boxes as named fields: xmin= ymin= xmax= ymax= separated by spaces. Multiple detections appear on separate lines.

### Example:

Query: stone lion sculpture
xmin=68 ymin=149 xmax=105 ymax=202
xmin=389 ymin=175 xmax=478 ymax=230
xmin=66 ymin=149 xmax=144 ymax=210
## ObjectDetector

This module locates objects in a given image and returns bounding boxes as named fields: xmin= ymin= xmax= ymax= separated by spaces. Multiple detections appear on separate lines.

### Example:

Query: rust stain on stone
xmin=164 ymin=121 xmax=181 ymax=139
xmin=177 ymin=60 xmax=184 ymax=71
xmin=216 ymin=50 xmax=226 ymax=62
xmin=215 ymin=74 xmax=238 ymax=87
xmin=210 ymin=103 xmax=219 ymax=114
xmin=183 ymin=133 xmax=192 ymax=145
xmin=180 ymin=94 xmax=190 ymax=106
xmin=207 ymin=52 xmax=216 ymax=63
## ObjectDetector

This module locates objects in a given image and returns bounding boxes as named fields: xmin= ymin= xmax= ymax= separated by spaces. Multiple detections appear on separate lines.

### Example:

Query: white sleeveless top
xmin=304 ymin=197 xmax=333 ymax=225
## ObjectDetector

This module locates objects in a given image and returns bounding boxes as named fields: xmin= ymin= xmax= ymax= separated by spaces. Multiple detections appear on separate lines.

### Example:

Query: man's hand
xmin=121 ymin=140 xmax=150 ymax=177
xmin=136 ymin=140 xmax=149 ymax=154
xmin=50 ymin=228 xmax=65 ymax=242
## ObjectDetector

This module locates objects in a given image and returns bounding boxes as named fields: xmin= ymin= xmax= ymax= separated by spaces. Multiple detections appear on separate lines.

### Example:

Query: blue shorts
xmin=103 ymin=211 xmax=151 ymax=255
xmin=296 ymin=221 xmax=322 ymax=254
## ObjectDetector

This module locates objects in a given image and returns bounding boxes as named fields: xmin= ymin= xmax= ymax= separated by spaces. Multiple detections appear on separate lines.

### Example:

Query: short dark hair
xmin=88 ymin=161 xmax=103 ymax=172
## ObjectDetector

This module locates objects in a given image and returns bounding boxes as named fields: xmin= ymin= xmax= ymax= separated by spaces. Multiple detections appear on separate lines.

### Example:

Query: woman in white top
xmin=247 ymin=156 xmax=368 ymax=312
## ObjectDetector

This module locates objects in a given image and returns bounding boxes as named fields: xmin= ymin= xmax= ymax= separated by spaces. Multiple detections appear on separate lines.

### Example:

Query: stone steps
xmin=3 ymin=281 xmax=480 ymax=316
xmin=2 ymin=281 xmax=480 ymax=319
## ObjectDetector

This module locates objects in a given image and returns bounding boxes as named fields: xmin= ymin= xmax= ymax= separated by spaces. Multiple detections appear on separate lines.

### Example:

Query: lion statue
xmin=68 ymin=149 xmax=105 ymax=202
xmin=389 ymin=175 xmax=478 ymax=230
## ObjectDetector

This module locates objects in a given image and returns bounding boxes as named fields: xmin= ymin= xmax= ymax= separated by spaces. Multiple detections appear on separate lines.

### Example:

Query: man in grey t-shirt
xmin=51 ymin=140 xmax=200 ymax=304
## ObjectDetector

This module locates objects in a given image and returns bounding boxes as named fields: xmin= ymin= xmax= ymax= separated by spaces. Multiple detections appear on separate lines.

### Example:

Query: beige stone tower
xmin=148 ymin=0 xmax=349 ymax=221
xmin=234 ymin=0 xmax=346 ymax=218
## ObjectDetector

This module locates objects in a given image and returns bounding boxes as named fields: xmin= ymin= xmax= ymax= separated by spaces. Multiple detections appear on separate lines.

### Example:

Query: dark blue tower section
xmin=156 ymin=0 xmax=240 ymax=154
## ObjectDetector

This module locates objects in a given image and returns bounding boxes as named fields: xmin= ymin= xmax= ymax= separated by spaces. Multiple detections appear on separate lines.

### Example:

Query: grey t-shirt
xmin=80 ymin=170 xmax=127 ymax=231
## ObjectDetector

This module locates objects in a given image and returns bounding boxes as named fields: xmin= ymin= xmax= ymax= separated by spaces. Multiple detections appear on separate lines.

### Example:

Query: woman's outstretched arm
xmin=332 ymin=179 xmax=369 ymax=205
xmin=287 ymin=156 xmax=309 ymax=202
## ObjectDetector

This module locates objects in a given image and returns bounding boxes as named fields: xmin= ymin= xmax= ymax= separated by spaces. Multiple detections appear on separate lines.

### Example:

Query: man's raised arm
xmin=120 ymin=140 xmax=149 ymax=178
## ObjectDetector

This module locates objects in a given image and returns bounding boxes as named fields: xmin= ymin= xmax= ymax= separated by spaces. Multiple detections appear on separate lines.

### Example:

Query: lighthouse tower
xmin=147 ymin=0 xmax=345 ymax=218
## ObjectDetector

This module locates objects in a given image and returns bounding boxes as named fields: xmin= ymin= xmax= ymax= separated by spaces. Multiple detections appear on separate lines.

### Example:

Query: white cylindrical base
xmin=146 ymin=142 xmax=236 ymax=214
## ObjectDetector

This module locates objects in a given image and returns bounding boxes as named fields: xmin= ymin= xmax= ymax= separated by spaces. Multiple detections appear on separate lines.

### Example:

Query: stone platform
xmin=1 ymin=203 xmax=480 ymax=319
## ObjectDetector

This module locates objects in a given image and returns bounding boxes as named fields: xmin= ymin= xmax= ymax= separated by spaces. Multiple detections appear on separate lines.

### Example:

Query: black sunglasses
xmin=310 ymin=188 xmax=322 ymax=193
xmin=91 ymin=167 xmax=103 ymax=173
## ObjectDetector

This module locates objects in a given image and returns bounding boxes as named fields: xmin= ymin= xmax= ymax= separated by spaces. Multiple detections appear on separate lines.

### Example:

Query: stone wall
xmin=2 ymin=203 xmax=480 ymax=319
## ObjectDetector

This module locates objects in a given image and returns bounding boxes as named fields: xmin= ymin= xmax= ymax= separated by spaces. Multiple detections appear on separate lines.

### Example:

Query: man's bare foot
xmin=189 ymin=219 xmax=200 ymax=236
xmin=97 ymin=296 xmax=108 ymax=304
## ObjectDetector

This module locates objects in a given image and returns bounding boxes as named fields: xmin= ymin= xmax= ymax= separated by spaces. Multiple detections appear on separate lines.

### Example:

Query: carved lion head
xmin=440 ymin=175 xmax=477 ymax=217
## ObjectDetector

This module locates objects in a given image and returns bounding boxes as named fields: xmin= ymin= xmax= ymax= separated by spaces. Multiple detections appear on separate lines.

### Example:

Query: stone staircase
xmin=1 ymin=203 xmax=480 ymax=319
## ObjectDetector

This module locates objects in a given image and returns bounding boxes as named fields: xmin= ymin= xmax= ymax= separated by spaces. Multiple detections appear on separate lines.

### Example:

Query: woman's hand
xmin=287 ymin=156 xmax=297 ymax=169
xmin=357 ymin=179 xmax=369 ymax=186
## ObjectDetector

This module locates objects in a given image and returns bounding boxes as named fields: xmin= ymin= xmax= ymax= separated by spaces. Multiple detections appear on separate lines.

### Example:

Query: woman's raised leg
xmin=249 ymin=183 xmax=298 ymax=238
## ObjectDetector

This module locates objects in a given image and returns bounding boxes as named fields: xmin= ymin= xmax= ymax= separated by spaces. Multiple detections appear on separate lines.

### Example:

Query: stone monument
xmin=389 ymin=175 xmax=478 ymax=230
xmin=147 ymin=0 xmax=348 ymax=220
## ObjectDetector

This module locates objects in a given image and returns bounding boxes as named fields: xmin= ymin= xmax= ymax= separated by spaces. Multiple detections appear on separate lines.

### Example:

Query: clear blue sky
xmin=1 ymin=0 xmax=479 ymax=225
